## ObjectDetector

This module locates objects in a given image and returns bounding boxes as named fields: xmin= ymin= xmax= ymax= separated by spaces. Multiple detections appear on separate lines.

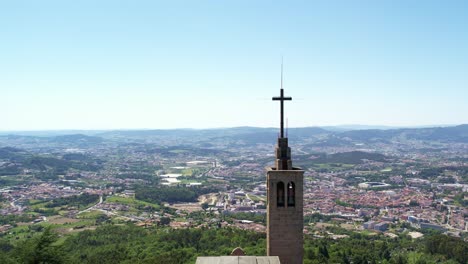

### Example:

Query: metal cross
xmin=272 ymin=88 xmax=292 ymax=138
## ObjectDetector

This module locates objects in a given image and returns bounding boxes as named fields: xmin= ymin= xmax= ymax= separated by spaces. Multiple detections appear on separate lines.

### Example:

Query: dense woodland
xmin=0 ymin=224 xmax=466 ymax=264
xmin=43 ymin=194 xmax=99 ymax=209
xmin=135 ymin=185 xmax=220 ymax=204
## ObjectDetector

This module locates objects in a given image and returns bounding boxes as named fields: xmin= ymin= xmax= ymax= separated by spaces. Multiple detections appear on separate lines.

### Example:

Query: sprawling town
xmin=1 ymin=126 xmax=467 ymax=242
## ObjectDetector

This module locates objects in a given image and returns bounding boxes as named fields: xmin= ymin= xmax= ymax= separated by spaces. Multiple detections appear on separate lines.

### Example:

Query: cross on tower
xmin=272 ymin=88 xmax=292 ymax=138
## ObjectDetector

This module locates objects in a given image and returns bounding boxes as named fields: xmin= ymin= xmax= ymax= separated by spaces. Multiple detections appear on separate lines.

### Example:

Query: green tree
xmin=159 ymin=217 xmax=171 ymax=226
xmin=407 ymin=252 xmax=432 ymax=264
xmin=319 ymin=244 xmax=329 ymax=259
xmin=14 ymin=227 xmax=66 ymax=264
xmin=390 ymin=253 xmax=408 ymax=264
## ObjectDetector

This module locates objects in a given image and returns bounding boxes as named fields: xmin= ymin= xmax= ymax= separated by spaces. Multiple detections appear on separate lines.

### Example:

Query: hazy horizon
xmin=0 ymin=123 xmax=465 ymax=133
xmin=2 ymin=1 xmax=468 ymax=130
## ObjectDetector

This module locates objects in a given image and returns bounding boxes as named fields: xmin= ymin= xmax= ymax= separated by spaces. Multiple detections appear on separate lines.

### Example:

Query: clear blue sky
xmin=1 ymin=0 xmax=467 ymax=130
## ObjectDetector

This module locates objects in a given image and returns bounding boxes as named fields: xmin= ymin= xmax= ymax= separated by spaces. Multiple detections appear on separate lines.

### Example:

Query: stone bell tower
xmin=267 ymin=85 xmax=304 ymax=264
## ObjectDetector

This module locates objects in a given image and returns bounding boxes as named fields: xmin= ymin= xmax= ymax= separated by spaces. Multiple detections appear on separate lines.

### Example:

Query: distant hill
xmin=402 ymin=124 xmax=468 ymax=142
xmin=321 ymin=125 xmax=402 ymax=131
xmin=97 ymin=126 xmax=329 ymax=144
xmin=287 ymin=127 xmax=329 ymax=137
xmin=1 ymin=124 xmax=467 ymax=145
xmin=215 ymin=125 xmax=468 ymax=144
xmin=305 ymin=135 xmax=353 ymax=147
xmin=0 ymin=147 xmax=22 ymax=157
xmin=309 ymin=151 xmax=388 ymax=164
xmin=203 ymin=127 xmax=328 ymax=145
xmin=0 ymin=134 xmax=105 ymax=148
xmin=0 ymin=147 xmax=28 ymax=161
xmin=339 ymin=129 xmax=399 ymax=142
xmin=0 ymin=146 xmax=102 ymax=178
xmin=51 ymin=134 xmax=104 ymax=144
xmin=340 ymin=124 xmax=468 ymax=143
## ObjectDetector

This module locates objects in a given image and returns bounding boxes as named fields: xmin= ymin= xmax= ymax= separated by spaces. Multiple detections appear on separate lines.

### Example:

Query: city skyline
xmin=2 ymin=1 xmax=468 ymax=130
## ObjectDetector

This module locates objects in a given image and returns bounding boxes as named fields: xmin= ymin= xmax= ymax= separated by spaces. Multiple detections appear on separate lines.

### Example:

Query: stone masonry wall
xmin=266 ymin=169 xmax=304 ymax=264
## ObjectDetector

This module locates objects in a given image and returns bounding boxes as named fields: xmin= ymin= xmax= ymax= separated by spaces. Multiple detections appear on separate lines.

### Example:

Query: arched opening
xmin=287 ymin=182 xmax=295 ymax=207
xmin=277 ymin=181 xmax=285 ymax=207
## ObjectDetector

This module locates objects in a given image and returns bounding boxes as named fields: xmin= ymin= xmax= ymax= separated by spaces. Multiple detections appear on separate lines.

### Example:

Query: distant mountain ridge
xmin=340 ymin=124 xmax=468 ymax=143
xmin=1 ymin=124 xmax=467 ymax=144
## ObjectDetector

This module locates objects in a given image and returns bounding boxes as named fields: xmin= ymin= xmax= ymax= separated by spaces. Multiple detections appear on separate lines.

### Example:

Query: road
xmin=78 ymin=195 xmax=103 ymax=214
xmin=77 ymin=196 xmax=136 ymax=222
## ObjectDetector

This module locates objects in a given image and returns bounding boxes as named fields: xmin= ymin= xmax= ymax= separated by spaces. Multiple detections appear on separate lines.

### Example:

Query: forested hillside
xmin=0 ymin=225 xmax=466 ymax=264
